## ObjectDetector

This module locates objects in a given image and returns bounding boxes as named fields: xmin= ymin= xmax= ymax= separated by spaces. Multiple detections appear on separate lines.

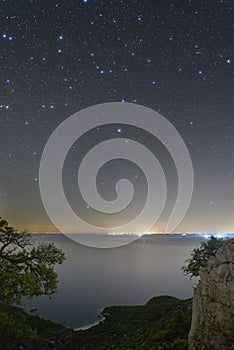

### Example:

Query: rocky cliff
xmin=188 ymin=238 xmax=234 ymax=350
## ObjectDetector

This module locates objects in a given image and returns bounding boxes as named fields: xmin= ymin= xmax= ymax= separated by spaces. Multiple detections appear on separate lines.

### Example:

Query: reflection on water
xmin=25 ymin=234 xmax=204 ymax=327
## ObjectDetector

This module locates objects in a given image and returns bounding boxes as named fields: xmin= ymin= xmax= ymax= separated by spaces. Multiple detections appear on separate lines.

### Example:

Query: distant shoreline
xmin=30 ymin=232 xmax=234 ymax=237
xmin=73 ymin=308 xmax=105 ymax=331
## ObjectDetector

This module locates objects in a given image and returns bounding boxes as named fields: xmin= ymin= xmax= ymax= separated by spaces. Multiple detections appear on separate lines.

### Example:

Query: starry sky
xmin=0 ymin=0 xmax=233 ymax=233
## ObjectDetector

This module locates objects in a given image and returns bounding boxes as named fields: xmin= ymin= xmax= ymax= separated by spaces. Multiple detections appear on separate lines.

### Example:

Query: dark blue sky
xmin=0 ymin=0 xmax=233 ymax=233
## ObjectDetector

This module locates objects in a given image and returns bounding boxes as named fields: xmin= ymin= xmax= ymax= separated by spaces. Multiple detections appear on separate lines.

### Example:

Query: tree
xmin=0 ymin=217 xmax=65 ymax=304
xmin=0 ymin=218 xmax=66 ymax=348
xmin=182 ymin=235 xmax=224 ymax=278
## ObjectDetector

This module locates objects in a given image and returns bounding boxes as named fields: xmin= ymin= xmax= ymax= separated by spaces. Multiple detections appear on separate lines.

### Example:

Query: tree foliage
xmin=0 ymin=306 xmax=37 ymax=348
xmin=182 ymin=235 xmax=224 ymax=278
xmin=0 ymin=218 xmax=65 ymax=305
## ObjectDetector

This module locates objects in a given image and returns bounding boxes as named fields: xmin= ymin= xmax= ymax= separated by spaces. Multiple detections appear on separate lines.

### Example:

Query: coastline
xmin=73 ymin=308 xmax=106 ymax=331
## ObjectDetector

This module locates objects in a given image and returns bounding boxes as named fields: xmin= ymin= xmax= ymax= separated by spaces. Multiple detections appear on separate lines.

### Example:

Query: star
xmin=0 ymin=0 xmax=232 ymax=237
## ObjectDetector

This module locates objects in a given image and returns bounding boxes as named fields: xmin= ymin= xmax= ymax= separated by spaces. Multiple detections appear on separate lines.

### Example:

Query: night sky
xmin=0 ymin=0 xmax=233 ymax=233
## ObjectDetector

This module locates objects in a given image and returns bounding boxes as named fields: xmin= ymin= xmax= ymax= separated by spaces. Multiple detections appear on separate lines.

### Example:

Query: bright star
xmin=57 ymin=49 xmax=62 ymax=53
xmin=117 ymin=128 xmax=122 ymax=133
xmin=100 ymin=69 xmax=104 ymax=74
xmin=198 ymin=69 xmax=203 ymax=75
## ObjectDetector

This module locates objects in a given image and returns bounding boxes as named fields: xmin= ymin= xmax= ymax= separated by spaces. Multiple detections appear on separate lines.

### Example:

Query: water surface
xmin=25 ymin=234 xmax=204 ymax=327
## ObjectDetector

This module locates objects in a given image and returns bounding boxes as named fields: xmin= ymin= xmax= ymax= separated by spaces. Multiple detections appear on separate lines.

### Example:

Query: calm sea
xmin=24 ymin=234 xmax=208 ymax=328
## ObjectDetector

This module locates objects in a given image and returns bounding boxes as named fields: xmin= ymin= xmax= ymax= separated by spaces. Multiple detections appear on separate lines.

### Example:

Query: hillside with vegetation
xmin=0 ymin=296 xmax=192 ymax=350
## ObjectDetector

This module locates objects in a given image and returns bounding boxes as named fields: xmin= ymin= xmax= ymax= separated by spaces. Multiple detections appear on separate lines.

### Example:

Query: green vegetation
xmin=0 ymin=218 xmax=66 ymax=348
xmin=0 ymin=296 xmax=192 ymax=349
xmin=68 ymin=295 xmax=192 ymax=350
xmin=182 ymin=235 xmax=224 ymax=278
xmin=0 ymin=303 xmax=72 ymax=350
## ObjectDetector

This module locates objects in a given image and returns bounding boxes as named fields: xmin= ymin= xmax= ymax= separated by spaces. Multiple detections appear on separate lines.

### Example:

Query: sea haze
xmin=24 ymin=234 xmax=219 ymax=327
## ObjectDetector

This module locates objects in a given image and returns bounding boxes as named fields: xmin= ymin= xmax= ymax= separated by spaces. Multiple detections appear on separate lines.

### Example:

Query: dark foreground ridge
xmin=0 ymin=296 xmax=192 ymax=350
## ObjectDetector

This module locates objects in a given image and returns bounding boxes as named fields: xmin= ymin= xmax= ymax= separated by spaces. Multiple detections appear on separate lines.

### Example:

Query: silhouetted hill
xmin=0 ymin=296 xmax=192 ymax=350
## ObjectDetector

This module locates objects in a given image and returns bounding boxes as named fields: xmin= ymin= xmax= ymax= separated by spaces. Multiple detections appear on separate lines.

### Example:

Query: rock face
xmin=188 ymin=238 xmax=234 ymax=350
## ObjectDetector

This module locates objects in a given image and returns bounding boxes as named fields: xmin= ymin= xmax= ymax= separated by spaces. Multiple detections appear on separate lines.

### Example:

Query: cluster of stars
xmin=0 ymin=0 xmax=233 ymax=232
